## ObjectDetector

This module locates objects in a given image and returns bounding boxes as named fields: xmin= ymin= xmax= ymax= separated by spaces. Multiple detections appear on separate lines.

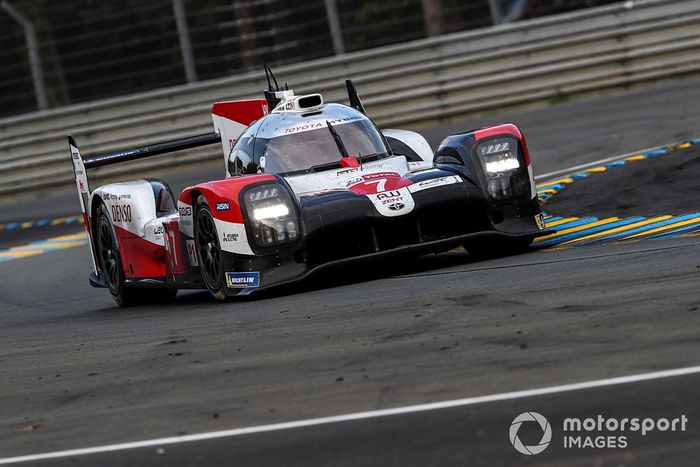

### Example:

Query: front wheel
xmin=194 ymin=196 xmax=227 ymax=301
xmin=96 ymin=203 xmax=176 ymax=307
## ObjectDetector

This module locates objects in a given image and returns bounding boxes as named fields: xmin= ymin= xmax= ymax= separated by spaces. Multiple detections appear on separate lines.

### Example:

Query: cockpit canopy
xmin=227 ymin=103 xmax=391 ymax=176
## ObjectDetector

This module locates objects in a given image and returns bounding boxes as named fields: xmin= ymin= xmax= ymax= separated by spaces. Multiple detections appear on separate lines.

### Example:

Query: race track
xmin=1 ymin=78 xmax=700 ymax=466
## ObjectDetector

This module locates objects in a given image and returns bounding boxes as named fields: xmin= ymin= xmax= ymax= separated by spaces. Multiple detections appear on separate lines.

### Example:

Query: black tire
xmin=464 ymin=236 xmax=533 ymax=260
xmin=193 ymin=196 xmax=227 ymax=301
xmin=95 ymin=203 xmax=177 ymax=307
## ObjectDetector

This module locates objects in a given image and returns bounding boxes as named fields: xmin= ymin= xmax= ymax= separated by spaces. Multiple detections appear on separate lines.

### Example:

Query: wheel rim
xmin=97 ymin=216 xmax=119 ymax=291
xmin=196 ymin=208 xmax=223 ymax=288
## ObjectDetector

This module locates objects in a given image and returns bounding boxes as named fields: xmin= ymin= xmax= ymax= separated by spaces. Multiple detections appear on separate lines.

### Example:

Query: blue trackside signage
xmin=226 ymin=272 xmax=260 ymax=288
xmin=216 ymin=202 xmax=230 ymax=211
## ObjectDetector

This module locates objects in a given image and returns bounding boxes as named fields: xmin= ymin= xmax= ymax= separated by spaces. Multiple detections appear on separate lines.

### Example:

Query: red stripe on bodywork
xmin=347 ymin=173 xmax=413 ymax=195
xmin=180 ymin=174 xmax=278 ymax=223
xmin=114 ymin=224 xmax=166 ymax=279
xmin=474 ymin=123 xmax=531 ymax=166
xmin=164 ymin=219 xmax=188 ymax=275
xmin=212 ymin=99 xmax=269 ymax=126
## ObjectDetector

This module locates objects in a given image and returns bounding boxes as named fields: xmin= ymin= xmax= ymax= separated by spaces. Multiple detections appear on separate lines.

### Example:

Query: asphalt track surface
xmin=1 ymin=77 xmax=700 ymax=465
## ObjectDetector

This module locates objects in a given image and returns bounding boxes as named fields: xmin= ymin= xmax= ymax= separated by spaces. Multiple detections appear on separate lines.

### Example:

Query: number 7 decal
xmin=362 ymin=179 xmax=387 ymax=193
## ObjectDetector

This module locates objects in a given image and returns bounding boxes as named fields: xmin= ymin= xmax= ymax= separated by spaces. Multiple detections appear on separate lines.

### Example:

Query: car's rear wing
xmin=68 ymin=132 xmax=222 ymax=275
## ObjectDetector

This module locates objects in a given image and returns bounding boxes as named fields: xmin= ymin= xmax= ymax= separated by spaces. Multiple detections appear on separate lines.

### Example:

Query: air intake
xmin=297 ymin=94 xmax=323 ymax=109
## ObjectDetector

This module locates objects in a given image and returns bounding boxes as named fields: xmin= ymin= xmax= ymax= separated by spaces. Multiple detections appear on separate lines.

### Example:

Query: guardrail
xmin=1 ymin=0 xmax=699 ymax=196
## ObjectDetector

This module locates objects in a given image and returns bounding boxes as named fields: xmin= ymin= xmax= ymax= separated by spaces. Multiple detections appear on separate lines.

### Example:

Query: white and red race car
xmin=70 ymin=74 xmax=548 ymax=306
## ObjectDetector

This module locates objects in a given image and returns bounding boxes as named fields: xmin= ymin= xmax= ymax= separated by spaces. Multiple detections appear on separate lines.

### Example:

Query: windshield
xmin=258 ymin=119 xmax=390 ymax=174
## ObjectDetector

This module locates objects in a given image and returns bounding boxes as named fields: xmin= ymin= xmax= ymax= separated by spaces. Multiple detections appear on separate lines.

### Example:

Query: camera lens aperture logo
xmin=510 ymin=412 xmax=552 ymax=455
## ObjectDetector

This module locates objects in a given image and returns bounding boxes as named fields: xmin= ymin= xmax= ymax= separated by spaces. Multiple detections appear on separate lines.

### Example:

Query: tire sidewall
xmin=96 ymin=203 xmax=126 ymax=298
xmin=194 ymin=197 xmax=227 ymax=300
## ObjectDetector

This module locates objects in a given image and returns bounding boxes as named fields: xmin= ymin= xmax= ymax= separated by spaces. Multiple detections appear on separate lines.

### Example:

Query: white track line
xmin=1 ymin=365 xmax=699 ymax=465
xmin=533 ymin=139 xmax=683 ymax=182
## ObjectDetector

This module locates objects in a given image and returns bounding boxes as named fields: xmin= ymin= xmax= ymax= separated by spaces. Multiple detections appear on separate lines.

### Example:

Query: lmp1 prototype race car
xmin=69 ymin=72 xmax=548 ymax=306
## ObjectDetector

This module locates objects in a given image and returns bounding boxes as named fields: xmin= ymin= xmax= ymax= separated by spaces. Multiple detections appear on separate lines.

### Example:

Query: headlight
xmin=253 ymin=204 xmax=290 ymax=221
xmin=243 ymin=183 xmax=299 ymax=247
xmin=477 ymin=137 xmax=529 ymax=200
xmin=483 ymin=156 xmax=520 ymax=174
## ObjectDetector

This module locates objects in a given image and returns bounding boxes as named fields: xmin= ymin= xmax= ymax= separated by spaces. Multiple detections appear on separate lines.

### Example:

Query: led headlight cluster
xmin=244 ymin=184 xmax=299 ymax=247
xmin=477 ymin=137 xmax=529 ymax=200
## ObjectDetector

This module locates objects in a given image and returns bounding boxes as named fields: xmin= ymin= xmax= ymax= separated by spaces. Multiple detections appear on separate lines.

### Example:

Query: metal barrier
xmin=1 ymin=0 xmax=699 ymax=196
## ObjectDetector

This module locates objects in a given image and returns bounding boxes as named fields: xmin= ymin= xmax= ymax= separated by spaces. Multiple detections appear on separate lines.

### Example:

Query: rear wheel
xmin=96 ymin=203 xmax=176 ymax=307
xmin=194 ymin=196 xmax=227 ymax=301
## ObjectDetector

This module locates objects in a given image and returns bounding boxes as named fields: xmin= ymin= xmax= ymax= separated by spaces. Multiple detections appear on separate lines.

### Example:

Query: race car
xmin=69 ymin=72 xmax=549 ymax=306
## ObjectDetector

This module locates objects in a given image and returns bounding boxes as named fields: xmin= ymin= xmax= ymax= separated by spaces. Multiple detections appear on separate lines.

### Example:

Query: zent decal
xmin=367 ymin=187 xmax=415 ymax=217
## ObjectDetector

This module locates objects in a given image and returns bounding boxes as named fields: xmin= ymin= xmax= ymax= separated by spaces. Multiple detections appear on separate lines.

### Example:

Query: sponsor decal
xmin=362 ymin=171 xmax=400 ymax=180
xmin=216 ymin=202 xmax=230 ymax=212
xmin=382 ymin=196 xmax=404 ymax=205
xmin=222 ymin=232 xmax=239 ymax=242
xmin=535 ymin=213 xmax=546 ymax=230
xmin=153 ymin=225 xmax=164 ymax=236
xmin=366 ymin=186 xmax=415 ymax=217
xmin=284 ymin=122 xmax=323 ymax=134
xmin=408 ymin=175 xmax=462 ymax=194
xmin=178 ymin=203 xmax=195 ymax=237
xmin=342 ymin=176 xmax=364 ymax=187
xmin=376 ymin=191 xmax=399 ymax=200
xmin=226 ymin=271 xmax=260 ymax=288
xmin=186 ymin=240 xmax=198 ymax=266
xmin=376 ymin=191 xmax=403 ymax=203
xmin=111 ymin=204 xmax=132 ymax=223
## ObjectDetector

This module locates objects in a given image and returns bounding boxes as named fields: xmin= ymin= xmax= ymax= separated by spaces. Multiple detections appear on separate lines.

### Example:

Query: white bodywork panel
xmin=527 ymin=165 xmax=537 ymax=199
xmin=383 ymin=129 xmax=434 ymax=163
xmin=91 ymin=180 xmax=176 ymax=247
xmin=284 ymin=156 xmax=412 ymax=196
xmin=213 ymin=218 xmax=254 ymax=255
xmin=91 ymin=180 xmax=157 ymax=239
xmin=177 ymin=201 xmax=194 ymax=238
